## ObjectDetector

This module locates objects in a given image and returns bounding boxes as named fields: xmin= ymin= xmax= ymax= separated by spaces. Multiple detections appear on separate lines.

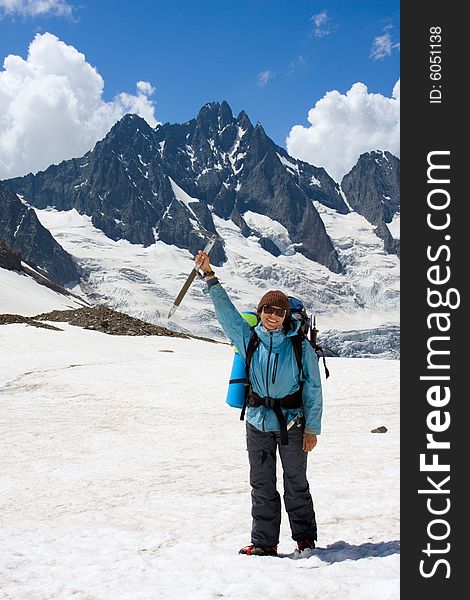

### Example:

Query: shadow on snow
xmin=279 ymin=539 xmax=400 ymax=562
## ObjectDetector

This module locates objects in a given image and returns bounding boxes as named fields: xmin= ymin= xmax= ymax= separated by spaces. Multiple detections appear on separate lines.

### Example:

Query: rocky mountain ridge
xmin=0 ymin=182 xmax=80 ymax=285
xmin=4 ymin=101 xmax=399 ymax=282
xmin=0 ymin=102 xmax=400 ymax=358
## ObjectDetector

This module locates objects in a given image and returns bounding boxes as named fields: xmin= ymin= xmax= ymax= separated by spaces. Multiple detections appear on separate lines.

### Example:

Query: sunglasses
xmin=262 ymin=305 xmax=287 ymax=318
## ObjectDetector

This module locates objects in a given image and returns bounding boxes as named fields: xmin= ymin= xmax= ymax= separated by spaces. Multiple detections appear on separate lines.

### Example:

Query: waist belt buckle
xmin=264 ymin=397 xmax=275 ymax=408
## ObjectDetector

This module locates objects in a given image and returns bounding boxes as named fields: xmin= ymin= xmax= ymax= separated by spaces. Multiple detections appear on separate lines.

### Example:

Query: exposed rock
xmin=0 ymin=180 xmax=80 ymax=285
xmin=0 ymin=239 xmax=22 ymax=271
xmin=341 ymin=151 xmax=400 ymax=255
xmin=371 ymin=426 xmax=388 ymax=433
xmin=259 ymin=236 xmax=282 ymax=257
xmin=34 ymin=306 xmax=192 ymax=337
xmin=0 ymin=314 xmax=62 ymax=330
xmin=5 ymin=102 xmax=355 ymax=274
xmin=0 ymin=305 xmax=219 ymax=342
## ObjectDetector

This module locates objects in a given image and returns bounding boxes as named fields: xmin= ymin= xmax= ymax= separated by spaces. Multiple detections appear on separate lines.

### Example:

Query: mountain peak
xmin=94 ymin=113 xmax=155 ymax=157
xmin=237 ymin=110 xmax=253 ymax=131
xmin=357 ymin=149 xmax=397 ymax=165
xmin=196 ymin=101 xmax=220 ymax=119
xmin=250 ymin=121 xmax=270 ymax=153
xmin=4 ymin=100 xmax=399 ymax=279
xmin=341 ymin=149 xmax=400 ymax=255
xmin=111 ymin=113 xmax=153 ymax=133
xmin=195 ymin=100 xmax=236 ymax=133
xmin=218 ymin=100 xmax=234 ymax=127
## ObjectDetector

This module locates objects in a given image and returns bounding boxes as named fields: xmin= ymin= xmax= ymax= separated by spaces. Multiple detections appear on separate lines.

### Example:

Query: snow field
xmin=0 ymin=323 xmax=399 ymax=599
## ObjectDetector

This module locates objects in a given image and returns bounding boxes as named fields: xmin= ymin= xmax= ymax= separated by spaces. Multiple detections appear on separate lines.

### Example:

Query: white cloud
xmin=286 ymin=80 xmax=400 ymax=183
xmin=287 ymin=55 xmax=307 ymax=78
xmin=136 ymin=81 xmax=155 ymax=95
xmin=0 ymin=33 xmax=159 ymax=179
xmin=311 ymin=10 xmax=332 ymax=37
xmin=370 ymin=31 xmax=400 ymax=60
xmin=0 ymin=0 xmax=72 ymax=17
xmin=257 ymin=70 xmax=275 ymax=87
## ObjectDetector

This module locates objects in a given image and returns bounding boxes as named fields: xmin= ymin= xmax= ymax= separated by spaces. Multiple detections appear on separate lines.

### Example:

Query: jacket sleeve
xmin=207 ymin=281 xmax=253 ymax=360
xmin=301 ymin=340 xmax=323 ymax=435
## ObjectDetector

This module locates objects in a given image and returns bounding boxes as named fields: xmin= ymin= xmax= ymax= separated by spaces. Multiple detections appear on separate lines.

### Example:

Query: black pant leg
xmin=278 ymin=425 xmax=317 ymax=542
xmin=246 ymin=422 xmax=281 ymax=547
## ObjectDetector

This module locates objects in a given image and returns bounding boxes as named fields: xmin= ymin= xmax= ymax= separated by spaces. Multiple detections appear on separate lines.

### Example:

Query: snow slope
xmin=32 ymin=207 xmax=399 ymax=342
xmin=0 ymin=322 xmax=399 ymax=600
xmin=0 ymin=267 xmax=85 ymax=316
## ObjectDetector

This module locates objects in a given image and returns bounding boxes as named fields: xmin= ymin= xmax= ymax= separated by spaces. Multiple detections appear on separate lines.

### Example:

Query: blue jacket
xmin=208 ymin=281 xmax=323 ymax=435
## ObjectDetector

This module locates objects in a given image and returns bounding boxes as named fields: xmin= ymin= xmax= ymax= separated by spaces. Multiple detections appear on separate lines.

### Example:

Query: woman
xmin=195 ymin=250 xmax=323 ymax=557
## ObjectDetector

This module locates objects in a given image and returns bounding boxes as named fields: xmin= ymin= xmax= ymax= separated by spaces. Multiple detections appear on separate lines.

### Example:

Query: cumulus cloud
xmin=257 ymin=70 xmax=275 ymax=87
xmin=0 ymin=33 xmax=159 ymax=179
xmin=0 ymin=0 xmax=72 ymax=17
xmin=286 ymin=80 xmax=400 ymax=183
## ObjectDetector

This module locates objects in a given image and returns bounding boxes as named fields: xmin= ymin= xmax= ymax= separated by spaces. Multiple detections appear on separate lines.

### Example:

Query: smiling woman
xmin=257 ymin=290 xmax=290 ymax=330
xmin=194 ymin=249 xmax=322 ymax=558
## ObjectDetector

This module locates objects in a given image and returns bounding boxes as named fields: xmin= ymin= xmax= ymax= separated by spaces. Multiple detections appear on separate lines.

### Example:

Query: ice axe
xmin=167 ymin=232 xmax=219 ymax=319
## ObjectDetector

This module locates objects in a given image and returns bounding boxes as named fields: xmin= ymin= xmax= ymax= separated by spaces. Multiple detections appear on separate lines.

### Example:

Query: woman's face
xmin=259 ymin=304 xmax=287 ymax=331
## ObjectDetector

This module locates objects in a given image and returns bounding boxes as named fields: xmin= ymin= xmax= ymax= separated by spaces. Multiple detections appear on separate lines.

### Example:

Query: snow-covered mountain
xmin=0 ymin=180 xmax=80 ymax=285
xmin=341 ymin=151 xmax=400 ymax=255
xmin=0 ymin=240 xmax=87 ymax=315
xmin=1 ymin=102 xmax=400 ymax=357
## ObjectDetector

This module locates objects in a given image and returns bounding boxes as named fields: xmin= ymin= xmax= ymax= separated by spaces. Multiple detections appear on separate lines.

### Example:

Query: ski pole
xmin=167 ymin=233 xmax=218 ymax=319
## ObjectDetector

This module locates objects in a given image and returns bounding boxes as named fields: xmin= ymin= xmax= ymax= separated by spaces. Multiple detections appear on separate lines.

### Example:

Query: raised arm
xmin=195 ymin=251 xmax=253 ymax=359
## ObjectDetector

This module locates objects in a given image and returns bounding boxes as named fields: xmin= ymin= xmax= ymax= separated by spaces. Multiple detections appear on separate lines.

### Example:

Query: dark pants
xmin=246 ymin=421 xmax=317 ymax=547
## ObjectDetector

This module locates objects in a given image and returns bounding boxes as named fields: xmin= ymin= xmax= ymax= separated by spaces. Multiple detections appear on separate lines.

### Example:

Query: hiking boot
xmin=239 ymin=544 xmax=278 ymax=556
xmin=297 ymin=539 xmax=315 ymax=552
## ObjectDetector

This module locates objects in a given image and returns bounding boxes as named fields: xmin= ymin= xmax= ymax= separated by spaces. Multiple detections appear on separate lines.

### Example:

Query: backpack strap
xmin=293 ymin=329 xmax=330 ymax=379
xmin=248 ymin=389 xmax=303 ymax=445
xmin=240 ymin=330 xmax=260 ymax=421
xmin=313 ymin=343 xmax=330 ymax=379
xmin=291 ymin=333 xmax=304 ymax=379
xmin=242 ymin=330 xmax=305 ymax=419
xmin=309 ymin=319 xmax=330 ymax=379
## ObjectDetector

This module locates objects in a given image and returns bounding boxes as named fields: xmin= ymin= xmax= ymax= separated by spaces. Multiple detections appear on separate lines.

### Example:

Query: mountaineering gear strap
xmin=291 ymin=333 xmax=304 ymax=378
xmin=240 ymin=330 xmax=261 ymax=421
xmin=308 ymin=322 xmax=330 ymax=379
xmin=248 ymin=389 xmax=303 ymax=445
xmin=241 ymin=330 xmax=305 ymax=435
xmin=313 ymin=342 xmax=330 ymax=379
xmin=245 ymin=330 xmax=261 ymax=369
xmin=198 ymin=269 xmax=215 ymax=279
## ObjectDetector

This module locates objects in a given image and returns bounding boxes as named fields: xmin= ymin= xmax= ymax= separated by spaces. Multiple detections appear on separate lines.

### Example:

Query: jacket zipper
xmin=266 ymin=332 xmax=273 ymax=393
xmin=272 ymin=353 xmax=279 ymax=384
xmin=263 ymin=332 xmax=273 ymax=432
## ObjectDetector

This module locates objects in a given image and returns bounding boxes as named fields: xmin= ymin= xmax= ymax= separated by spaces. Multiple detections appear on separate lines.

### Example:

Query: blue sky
xmin=0 ymin=0 xmax=400 ymax=181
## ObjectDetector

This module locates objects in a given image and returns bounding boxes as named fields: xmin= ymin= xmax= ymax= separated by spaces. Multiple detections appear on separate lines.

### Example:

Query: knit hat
xmin=257 ymin=290 xmax=290 ymax=315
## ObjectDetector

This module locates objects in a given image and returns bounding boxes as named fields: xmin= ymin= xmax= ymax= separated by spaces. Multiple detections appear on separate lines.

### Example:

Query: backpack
xmin=287 ymin=296 xmax=330 ymax=380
